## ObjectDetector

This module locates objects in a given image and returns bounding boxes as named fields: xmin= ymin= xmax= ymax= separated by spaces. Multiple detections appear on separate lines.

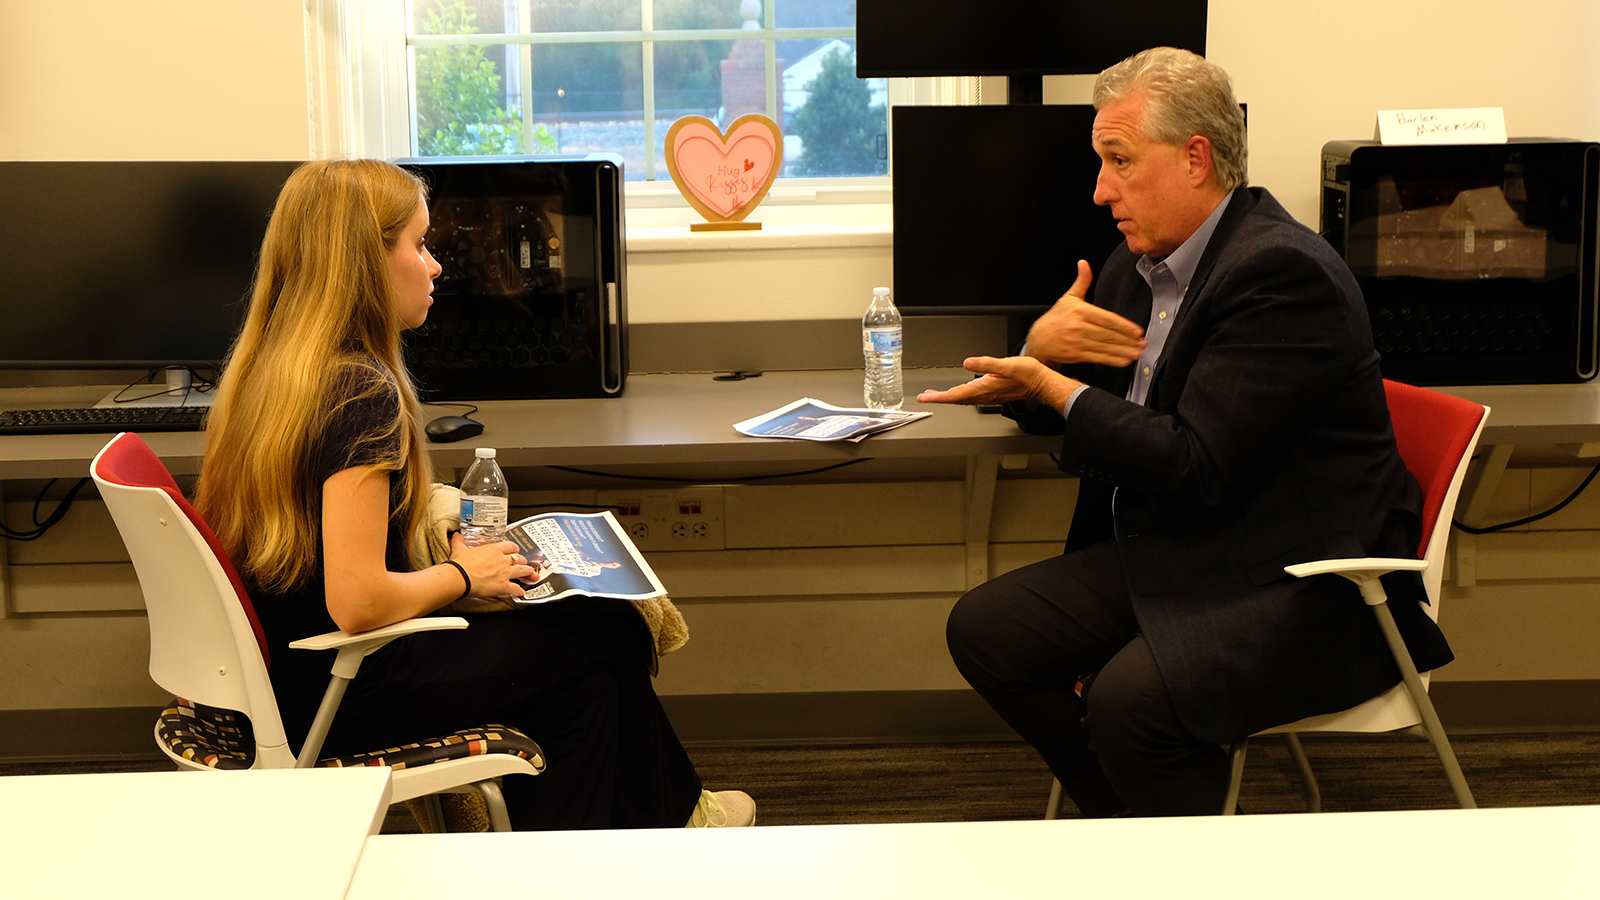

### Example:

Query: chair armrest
xmin=287 ymin=617 xmax=471 ymax=767
xmin=290 ymin=617 xmax=468 ymax=680
xmin=289 ymin=616 xmax=468 ymax=652
xmin=1285 ymin=558 xmax=1427 ymax=578
xmin=1284 ymin=558 xmax=1427 ymax=606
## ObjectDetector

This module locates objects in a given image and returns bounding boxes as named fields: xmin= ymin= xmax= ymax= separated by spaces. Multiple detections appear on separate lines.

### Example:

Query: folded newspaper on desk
xmin=733 ymin=397 xmax=930 ymax=443
xmin=507 ymin=511 xmax=667 ymax=604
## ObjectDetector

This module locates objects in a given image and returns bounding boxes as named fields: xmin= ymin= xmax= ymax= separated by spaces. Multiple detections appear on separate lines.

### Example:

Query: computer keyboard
xmin=0 ymin=405 xmax=209 ymax=435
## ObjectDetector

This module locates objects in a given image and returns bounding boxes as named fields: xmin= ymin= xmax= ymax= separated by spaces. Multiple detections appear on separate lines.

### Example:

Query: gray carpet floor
xmin=680 ymin=732 xmax=1600 ymax=827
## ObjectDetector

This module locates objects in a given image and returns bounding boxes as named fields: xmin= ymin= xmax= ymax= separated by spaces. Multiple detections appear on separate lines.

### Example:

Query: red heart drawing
xmin=664 ymin=115 xmax=784 ymax=225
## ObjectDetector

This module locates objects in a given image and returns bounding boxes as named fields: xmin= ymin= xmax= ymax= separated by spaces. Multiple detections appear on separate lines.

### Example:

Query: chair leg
xmin=1282 ymin=733 xmax=1321 ymax=813
xmin=1222 ymin=737 xmax=1248 ymax=815
xmin=1044 ymin=777 xmax=1062 ymax=820
xmin=295 ymin=675 xmax=352 ymax=768
xmin=420 ymin=793 xmax=448 ymax=833
xmin=476 ymin=779 xmax=513 ymax=832
xmin=1370 ymin=602 xmax=1478 ymax=809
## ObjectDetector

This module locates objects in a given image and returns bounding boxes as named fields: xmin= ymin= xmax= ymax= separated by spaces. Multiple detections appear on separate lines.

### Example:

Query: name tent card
xmin=664 ymin=114 xmax=783 ymax=232
xmin=1375 ymin=108 xmax=1508 ymax=145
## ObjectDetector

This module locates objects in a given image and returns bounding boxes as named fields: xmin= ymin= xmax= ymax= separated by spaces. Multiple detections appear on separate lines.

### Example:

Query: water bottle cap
xmin=474 ymin=447 xmax=497 ymax=458
xmin=873 ymin=286 xmax=891 ymax=297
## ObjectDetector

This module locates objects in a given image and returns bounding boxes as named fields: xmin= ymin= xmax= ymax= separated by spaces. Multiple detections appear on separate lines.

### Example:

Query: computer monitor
xmin=0 ymin=160 xmax=301 ymax=370
xmin=891 ymin=105 xmax=1123 ymax=321
xmin=856 ymin=0 xmax=1208 ymax=82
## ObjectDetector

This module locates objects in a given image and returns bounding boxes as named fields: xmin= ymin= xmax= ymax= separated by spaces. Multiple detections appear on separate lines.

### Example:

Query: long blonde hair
xmin=196 ymin=159 xmax=433 ymax=593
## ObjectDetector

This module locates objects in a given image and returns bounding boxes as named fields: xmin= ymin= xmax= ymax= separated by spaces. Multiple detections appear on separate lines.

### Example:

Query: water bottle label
xmin=460 ymin=495 xmax=509 ymax=529
xmin=867 ymin=328 xmax=902 ymax=353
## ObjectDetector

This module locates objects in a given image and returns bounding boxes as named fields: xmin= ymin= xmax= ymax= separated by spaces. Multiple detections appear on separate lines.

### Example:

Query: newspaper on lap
xmin=508 ymin=511 xmax=667 ymax=604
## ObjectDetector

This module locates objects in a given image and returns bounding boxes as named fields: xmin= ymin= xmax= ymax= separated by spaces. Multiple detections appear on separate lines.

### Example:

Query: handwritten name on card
xmin=1376 ymin=108 xmax=1508 ymax=145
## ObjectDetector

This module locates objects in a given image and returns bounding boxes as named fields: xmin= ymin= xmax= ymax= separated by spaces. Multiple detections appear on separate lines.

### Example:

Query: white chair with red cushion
xmin=92 ymin=431 xmax=544 ymax=832
xmin=1046 ymin=380 xmax=1488 ymax=816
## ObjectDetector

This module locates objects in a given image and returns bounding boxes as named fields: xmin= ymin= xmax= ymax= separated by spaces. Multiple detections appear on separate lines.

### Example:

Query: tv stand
xmin=1008 ymin=74 xmax=1043 ymax=104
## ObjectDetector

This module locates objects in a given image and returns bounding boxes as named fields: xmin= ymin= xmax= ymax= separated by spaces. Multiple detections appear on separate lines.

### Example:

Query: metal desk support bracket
xmin=964 ymin=455 xmax=998 ymax=590
xmin=963 ymin=454 xmax=1030 ymax=590
xmin=1454 ymin=443 xmax=1515 ymax=588
xmin=0 ymin=480 xmax=9 ymax=618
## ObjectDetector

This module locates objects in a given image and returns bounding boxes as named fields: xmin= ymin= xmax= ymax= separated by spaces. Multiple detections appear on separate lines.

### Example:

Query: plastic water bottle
xmin=862 ymin=286 xmax=904 ymax=410
xmin=458 ymin=448 xmax=509 ymax=546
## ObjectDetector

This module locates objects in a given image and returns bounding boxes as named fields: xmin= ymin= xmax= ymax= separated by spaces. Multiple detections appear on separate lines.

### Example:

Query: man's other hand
xmin=1026 ymin=260 xmax=1146 ymax=367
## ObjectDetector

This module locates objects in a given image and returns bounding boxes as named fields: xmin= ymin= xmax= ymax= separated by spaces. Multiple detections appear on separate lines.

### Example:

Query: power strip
xmin=594 ymin=487 xmax=724 ymax=552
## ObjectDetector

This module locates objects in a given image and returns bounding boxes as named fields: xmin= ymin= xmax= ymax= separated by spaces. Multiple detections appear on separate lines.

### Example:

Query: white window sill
xmin=627 ymin=216 xmax=891 ymax=253
xmin=624 ymin=179 xmax=893 ymax=253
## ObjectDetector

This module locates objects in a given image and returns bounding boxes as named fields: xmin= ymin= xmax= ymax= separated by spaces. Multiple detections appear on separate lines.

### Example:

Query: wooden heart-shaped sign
xmin=664 ymin=114 xmax=783 ymax=231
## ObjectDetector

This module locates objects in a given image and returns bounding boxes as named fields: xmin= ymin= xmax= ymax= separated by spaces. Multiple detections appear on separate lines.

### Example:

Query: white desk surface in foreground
xmin=347 ymin=805 xmax=1598 ymax=899
xmin=0 ymin=767 xmax=392 ymax=900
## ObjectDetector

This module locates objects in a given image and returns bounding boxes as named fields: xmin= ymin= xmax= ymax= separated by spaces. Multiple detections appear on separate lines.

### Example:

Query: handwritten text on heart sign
xmin=672 ymin=124 xmax=777 ymax=218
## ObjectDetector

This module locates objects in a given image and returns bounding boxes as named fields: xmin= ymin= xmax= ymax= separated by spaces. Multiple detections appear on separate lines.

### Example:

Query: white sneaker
xmin=685 ymin=789 xmax=756 ymax=827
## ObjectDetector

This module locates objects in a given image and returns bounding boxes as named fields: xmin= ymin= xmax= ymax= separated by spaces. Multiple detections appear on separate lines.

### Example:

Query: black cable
xmin=110 ymin=367 xmax=217 ymax=405
xmin=1453 ymin=459 xmax=1600 ymax=535
xmin=425 ymin=400 xmax=481 ymax=417
xmin=1 ymin=477 xmax=92 ymax=542
xmin=543 ymin=458 xmax=870 ymax=484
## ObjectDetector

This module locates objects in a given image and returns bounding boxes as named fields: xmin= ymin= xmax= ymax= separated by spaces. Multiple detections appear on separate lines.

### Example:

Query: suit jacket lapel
xmin=1148 ymin=187 xmax=1258 ymax=404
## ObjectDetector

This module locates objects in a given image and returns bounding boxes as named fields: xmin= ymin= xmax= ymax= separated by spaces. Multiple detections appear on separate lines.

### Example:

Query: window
xmin=310 ymin=0 xmax=978 ymax=214
xmin=389 ymin=1 xmax=892 ymax=182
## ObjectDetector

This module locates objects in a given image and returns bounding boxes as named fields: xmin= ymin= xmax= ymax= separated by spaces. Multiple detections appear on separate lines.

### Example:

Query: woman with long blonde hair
xmin=197 ymin=159 xmax=751 ymax=830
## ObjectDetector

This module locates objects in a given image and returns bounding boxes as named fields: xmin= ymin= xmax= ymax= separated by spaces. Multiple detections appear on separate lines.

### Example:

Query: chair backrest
xmin=1382 ymin=380 xmax=1490 ymax=605
xmin=91 ymin=432 xmax=294 ymax=766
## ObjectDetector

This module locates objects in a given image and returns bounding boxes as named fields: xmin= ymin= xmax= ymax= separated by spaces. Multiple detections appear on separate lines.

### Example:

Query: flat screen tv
xmin=856 ymin=0 xmax=1207 ymax=79
xmin=891 ymin=104 xmax=1124 ymax=317
xmin=0 ymin=160 xmax=301 ymax=370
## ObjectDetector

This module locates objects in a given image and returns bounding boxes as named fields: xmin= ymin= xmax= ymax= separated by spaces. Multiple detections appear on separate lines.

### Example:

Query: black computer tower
xmin=398 ymin=156 xmax=627 ymax=399
xmin=1321 ymin=139 xmax=1599 ymax=385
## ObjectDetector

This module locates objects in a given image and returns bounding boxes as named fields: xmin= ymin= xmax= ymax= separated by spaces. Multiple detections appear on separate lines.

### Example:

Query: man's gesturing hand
xmin=916 ymin=355 xmax=1083 ymax=410
xmin=1025 ymin=260 xmax=1146 ymax=367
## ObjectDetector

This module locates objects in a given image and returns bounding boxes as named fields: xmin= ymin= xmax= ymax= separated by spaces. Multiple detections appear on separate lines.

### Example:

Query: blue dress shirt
xmin=1061 ymin=191 xmax=1234 ymax=416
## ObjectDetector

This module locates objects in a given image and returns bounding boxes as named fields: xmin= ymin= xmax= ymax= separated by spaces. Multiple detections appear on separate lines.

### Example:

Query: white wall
xmin=1208 ymin=0 xmax=1600 ymax=226
xmin=0 ymin=1 xmax=309 ymax=161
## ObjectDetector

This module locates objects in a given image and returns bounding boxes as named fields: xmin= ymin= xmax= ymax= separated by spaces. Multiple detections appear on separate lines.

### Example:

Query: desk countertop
xmin=4 ymin=372 xmax=1597 ymax=481
xmin=1438 ymin=380 xmax=1600 ymax=445
xmin=0 ymin=368 xmax=1056 ymax=480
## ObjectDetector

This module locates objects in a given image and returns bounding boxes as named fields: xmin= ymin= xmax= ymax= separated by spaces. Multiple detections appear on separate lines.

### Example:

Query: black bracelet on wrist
xmin=443 ymin=560 xmax=471 ymax=601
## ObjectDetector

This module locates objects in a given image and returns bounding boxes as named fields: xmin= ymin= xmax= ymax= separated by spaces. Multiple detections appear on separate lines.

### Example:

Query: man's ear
xmin=1184 ymin=134 xmax=1214 ymax=187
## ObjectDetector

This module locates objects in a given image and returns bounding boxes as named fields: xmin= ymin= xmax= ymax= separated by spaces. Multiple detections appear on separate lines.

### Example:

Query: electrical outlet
xmin=596 ymin=487 xmax=724 ymax=552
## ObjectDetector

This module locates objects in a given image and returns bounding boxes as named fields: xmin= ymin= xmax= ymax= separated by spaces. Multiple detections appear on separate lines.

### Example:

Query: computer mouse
xmin=424 ymin=414 xmax=484 ymax=443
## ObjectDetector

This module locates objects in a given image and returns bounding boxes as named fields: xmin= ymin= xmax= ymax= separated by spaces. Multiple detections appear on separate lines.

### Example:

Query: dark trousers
xmin=947 ymin=539 xmax=1231 ymax=817
xmin=287 ymin=598 xmax=702 ymax=831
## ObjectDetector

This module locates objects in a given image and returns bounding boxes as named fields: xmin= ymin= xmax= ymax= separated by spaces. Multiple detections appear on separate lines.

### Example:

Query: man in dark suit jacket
xmin=918 ymin=47 xmax=1453 ymax=817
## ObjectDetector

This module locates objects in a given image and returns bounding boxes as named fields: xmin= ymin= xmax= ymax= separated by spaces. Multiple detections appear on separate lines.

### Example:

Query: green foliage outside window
xmin=415 ymin=0 xmax=556 ymax=156
xmin=788 ymin=48 xmax=885 ymax=177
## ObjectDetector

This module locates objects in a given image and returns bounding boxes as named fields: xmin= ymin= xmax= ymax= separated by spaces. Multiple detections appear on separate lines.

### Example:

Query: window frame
xmin=306 ymin=0 xmax=981 ymax=215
